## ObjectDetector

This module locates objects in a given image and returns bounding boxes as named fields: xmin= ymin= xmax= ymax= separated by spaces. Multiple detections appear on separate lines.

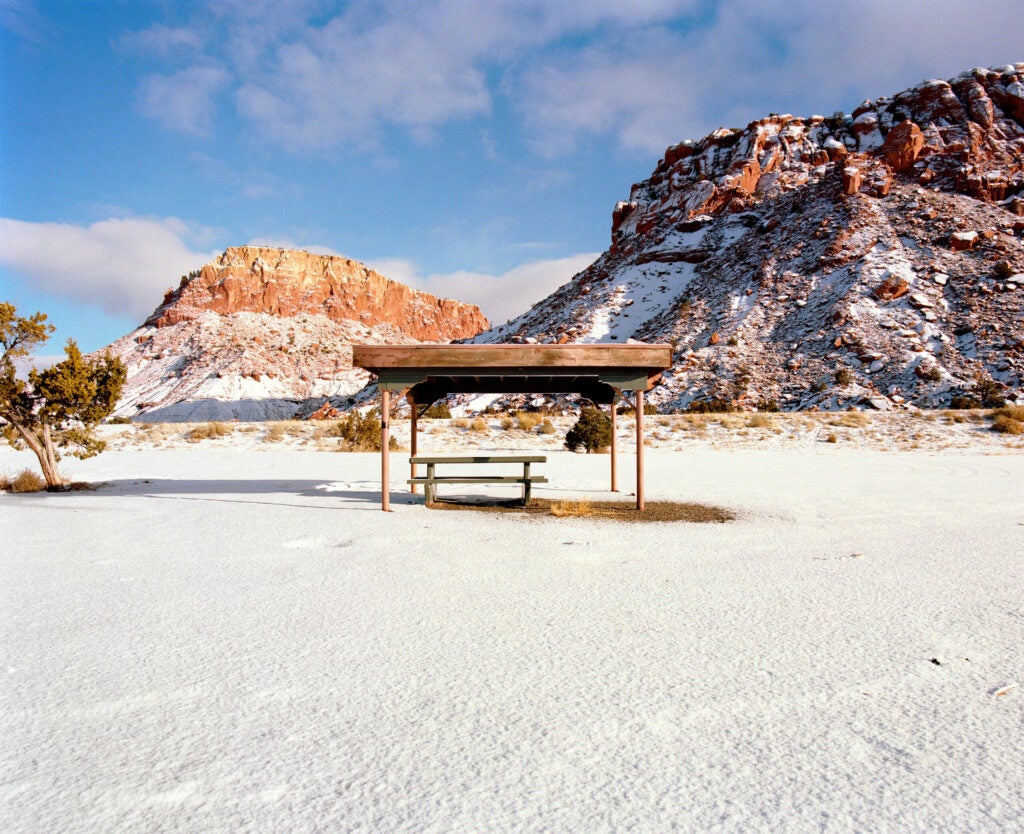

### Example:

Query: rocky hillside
xmin=148 ymin=246 xmax=488 ymax=339
xmin=482 ymin=63 xmax=1024 ymax=411
xmin=100 ymin=247 xmax=488 ymax=421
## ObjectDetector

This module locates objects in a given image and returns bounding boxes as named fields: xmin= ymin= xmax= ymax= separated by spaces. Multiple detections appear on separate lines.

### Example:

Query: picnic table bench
xmin=408 ymin=455 xmax=547 ymax=505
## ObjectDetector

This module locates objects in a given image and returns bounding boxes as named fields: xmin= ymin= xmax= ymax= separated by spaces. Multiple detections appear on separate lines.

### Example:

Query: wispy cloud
xmin=368 ymin=252 xmax=600 ymax=325
xmin=0 ymin=216 xmax=220 ymax=321
xmin=522 ymin=0 xmax=1024 ymax=154
xmin=136 ymin=65 xmax=230 ymax=137
xmin=127 ymin=0 xmax=1024 ymax=157
xmin=116 ymin=23 xmax=204 ymax=58
xmin=0 ymin=0 xmax=51 ymax=45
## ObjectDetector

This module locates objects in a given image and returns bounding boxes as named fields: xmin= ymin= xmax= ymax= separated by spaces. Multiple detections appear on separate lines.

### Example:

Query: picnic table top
xmin=409 ymin=455 xmax=547 ymax=465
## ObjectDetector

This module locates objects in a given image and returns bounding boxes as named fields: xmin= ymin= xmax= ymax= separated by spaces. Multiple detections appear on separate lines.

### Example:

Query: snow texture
xmin=2 ymin=443 xmax=1023 ymax=832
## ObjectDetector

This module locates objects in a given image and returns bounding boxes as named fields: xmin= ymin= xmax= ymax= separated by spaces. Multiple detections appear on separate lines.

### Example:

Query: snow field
xmin=1 ymin=446 xmax=1022 ymax=832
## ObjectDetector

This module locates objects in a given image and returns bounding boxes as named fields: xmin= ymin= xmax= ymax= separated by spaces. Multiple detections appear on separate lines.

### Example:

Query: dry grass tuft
xmin=538 ymin=418 xmax=557 ymax=434
xmin=746 ymin=414 xmax=774 ymax=428
xmin=991 ymin=414 xmax=1024 ymax=435
xmin=990 ymin=405 xmax=1024 ymax=422
xmin=515 ymin=411 xmax=541 ymax=431
xmin=470 ymin=417 xmax=489 ymax=433
xmin=264 ymin=423 xmax=287 ymax=443
xmin=832 ymin=412 xmax=871 ymax=429
xmin=187 ymin=422 xmax=234 ymax=442
xmin=1 ymin=468 xmax=47 ymax=493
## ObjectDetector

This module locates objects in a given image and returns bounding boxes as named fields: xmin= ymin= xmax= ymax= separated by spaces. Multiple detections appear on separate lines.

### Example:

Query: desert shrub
xmin=330 ymin=409 xmax=398 ymax=451
xmin=618 ymin=401 xmax=659 ymax=415
xmin=107 ymin=416 xmax=132 ymax=424
xmin=423 ymin=403 xmax=451 ymax=419
xmin=990 ymin=405 xmax=1024 ymax=421
xmin=825 ymin=433 xmax=838 ymax=443
xmin=453 ymin=418 xmax=469 ymax=428
xmin=685 ymin=397 xmax=733 ymax=414
xmin=756 ymin=398 xmax=780 ymax=412
xmin=500 ymin=417 xmax=514 ymax=430
xmin=918 ymin=365 xmax=942 ymax=382
xmin=2 ymin=468 xmax=47 ymax=492
xmin=991 ymin=414 xmax=1024 ymax=435
xmin=538 ymin=418 xmax=556 ymax=434
xmin=265 ymin=423 xmax=286 ymax=442
xmin=470 ymin=417 xmax=489 ymax=433
xmin=949 ymin=395 xmax=980 ymax=410
xmin=565 ymin=406 xmax=612 ymax=453
xmin=515 ymin=411 xmax=541 ymax=431
xmin=835 ymin=368 xmax=855 ymax=386
xmin=973 ymin=377 xmax=1006 ymax=408
xmin=747 ymin=414 xmax=774 ymax=428
xmin=188 ymin=422 xmax=233 ymax=442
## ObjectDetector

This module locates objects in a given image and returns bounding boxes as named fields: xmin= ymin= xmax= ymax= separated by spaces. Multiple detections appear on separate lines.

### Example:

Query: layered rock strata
xmin=99 ymin=248 xmax=488 ymax=420
xmin=481 ymin=63 xmax=1024 ymax=411
xmin=148 ymin=246 xmax=488 ymax=342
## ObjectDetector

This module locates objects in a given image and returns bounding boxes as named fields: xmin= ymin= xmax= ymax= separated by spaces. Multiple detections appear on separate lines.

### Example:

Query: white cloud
xmin=136 ymin=65 xmax=230 ymax=136
xmin=0 ymin=217 xmax=219 ymax=321
xmin=130 ymin=0 xmax=1024 ymax=155
xmin=133 ymin=0 xmax=699 ymax=150
xmin=519 ymin=0 xmax=1024 ymax=155
xmin=368 ymin=253 xmax=600 ymax=325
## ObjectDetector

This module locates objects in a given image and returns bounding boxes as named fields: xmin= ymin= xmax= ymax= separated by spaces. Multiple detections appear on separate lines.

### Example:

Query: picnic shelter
xmin=351 ymin=343 xmax=673 ymax=512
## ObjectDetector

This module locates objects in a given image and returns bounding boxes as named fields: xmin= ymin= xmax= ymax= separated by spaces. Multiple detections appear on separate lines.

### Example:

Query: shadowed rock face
xmin=480 ymin=63 xmax=1024 ymax=412
xmin=148 ymin=246 xmax=489 ymax=342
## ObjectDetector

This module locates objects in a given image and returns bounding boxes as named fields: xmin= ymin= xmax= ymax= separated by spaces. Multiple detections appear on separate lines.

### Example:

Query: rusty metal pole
xmin=635 ymin=389 xmax=645 ymax=512
xmin=610 ymin=398 xmax=618 ymax=492
xmin=409 ymin=396 xmax=418 ymax=494
xmin=381 ymin=388 xmax=391 ymax=512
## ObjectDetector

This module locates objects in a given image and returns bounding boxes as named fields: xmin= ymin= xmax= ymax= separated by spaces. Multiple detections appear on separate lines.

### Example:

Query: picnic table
xmin=408 ymin=455 xmax=547 ymax=505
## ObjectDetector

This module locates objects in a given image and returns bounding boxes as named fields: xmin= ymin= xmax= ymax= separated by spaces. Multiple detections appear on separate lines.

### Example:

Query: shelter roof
xmin=352 ymin=344 xmax=673 ymax=404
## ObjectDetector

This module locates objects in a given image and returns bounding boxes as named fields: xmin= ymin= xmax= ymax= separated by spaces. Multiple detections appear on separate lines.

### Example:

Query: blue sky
xmin=2 ymin=0 xmax=1022 ymax=355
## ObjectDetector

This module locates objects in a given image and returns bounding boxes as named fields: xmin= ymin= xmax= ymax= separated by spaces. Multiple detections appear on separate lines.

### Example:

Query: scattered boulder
xmin=875 ymin=275 xmax=911 ymax=301
xmin=879 ymin=120 xmax=925 ymax=171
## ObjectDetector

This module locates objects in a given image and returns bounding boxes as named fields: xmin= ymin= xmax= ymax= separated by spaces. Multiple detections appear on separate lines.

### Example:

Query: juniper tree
xmin=564 ymin=404 xmax=612 ymax=453
xmin=1 ymin=302 xmax=126 ymax=488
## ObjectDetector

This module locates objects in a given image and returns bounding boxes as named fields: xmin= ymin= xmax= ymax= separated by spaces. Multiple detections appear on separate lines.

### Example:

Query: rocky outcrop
xmin=604 ymin=64 xmax=1024 ymax=251
xmin=148 ymin=246 xmax=488 ymax=342
xmin=479 ymin=63 xmax=1024 ymax=412
xmin=97 ymin=247 xmax=489 ymax=421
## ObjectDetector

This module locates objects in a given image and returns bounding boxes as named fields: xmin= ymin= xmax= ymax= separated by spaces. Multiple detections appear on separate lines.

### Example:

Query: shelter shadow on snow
xmin=94 ymin=478 xmax=414 ymax=510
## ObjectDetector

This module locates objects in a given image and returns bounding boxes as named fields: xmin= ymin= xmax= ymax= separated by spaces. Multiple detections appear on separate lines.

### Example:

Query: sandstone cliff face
xmin=149 ymin=246 xmax=489 ymax=343
xmin=481 ymin=64 xmax=1024 ymax=411
xmin=100 ymin=247 xmax=488 ymax=421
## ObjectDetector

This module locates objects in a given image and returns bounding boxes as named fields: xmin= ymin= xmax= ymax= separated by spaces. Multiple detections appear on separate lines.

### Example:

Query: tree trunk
xmin=40 ymin=424 xmax=65 ymax=488
xmin=8 ymin=418 xmax=65 ymax=488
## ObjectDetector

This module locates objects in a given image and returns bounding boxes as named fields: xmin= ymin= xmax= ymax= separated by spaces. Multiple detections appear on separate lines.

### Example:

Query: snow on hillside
xmin=2 ymin=438 xmax=1023 ymax=832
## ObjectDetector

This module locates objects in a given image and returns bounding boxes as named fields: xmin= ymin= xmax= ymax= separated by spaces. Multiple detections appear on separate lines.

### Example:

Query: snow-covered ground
xmin=2 ymin=441 xmax=1023 ymax=832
